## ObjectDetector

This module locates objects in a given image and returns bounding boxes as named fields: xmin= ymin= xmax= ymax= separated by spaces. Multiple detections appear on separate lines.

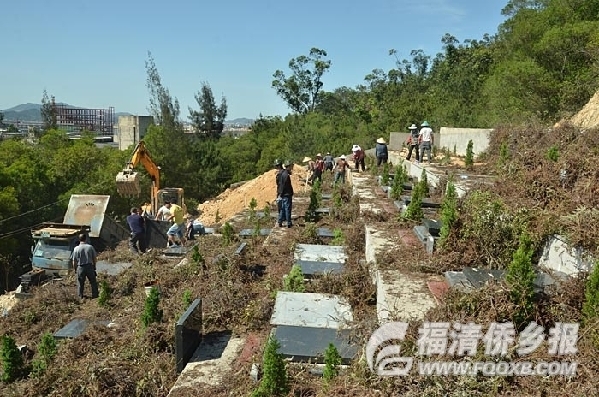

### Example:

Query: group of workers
xmin=75 ymin=122 xmax=434 ymax=299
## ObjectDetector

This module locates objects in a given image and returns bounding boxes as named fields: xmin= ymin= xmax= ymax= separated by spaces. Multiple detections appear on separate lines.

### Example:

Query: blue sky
xmin=0 ymin=0 xmax=508 ymax=120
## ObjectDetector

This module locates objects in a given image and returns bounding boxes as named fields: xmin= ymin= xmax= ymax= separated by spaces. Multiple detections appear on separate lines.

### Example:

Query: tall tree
xmin=188 ymin=82 xmax=228 ymax=138
xmin=272 ymin=48 xmax=331 ymax=114
xmin=145 ymin=51 xmax=181 ymax=131
xmin=40 ymin=90 xmax=57 ymax=131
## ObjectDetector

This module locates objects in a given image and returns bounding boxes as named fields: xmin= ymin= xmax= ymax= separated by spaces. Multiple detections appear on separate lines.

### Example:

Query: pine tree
xmin=141 ymin=287 xmax=163 ymax=328
xmin=506 ymin=231 xmax=536 ymax=326
xmin=419 ymin=169 xmax=429 ymax=197
xmin=32 ymin=332 xmax=57 ymax=377
xmin=1 ymin=335 xmax=23 ymax=383
xmin=439 ymin=180 xmax=458 ymax=245
xmin=465 ymin=140 xmax=474 ymax=169
xmin=284 ymin=265 xmax=305 ymax=292
xmin=251 ymin=337 xmax=289 ymax=397
xmin=323 ymin=343 xmax=342 ymax=381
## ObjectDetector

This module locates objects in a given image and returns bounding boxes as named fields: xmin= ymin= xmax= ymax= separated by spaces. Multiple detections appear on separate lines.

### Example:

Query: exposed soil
xmin=570 ymin=89 xmax=599 ymax=129
xmin=197 ymin=165 xmax=308 ymax=226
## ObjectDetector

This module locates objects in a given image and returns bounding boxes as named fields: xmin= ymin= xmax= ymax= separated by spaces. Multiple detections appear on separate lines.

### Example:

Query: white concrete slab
xmin=168 ymin=334 xmax=245 ymax=394
xmin=376 ymin=270 xmax=436 ymax=323
xmin=294 ymin=244 xmax=347 ymax=263
xmin=270 ymin=292 xmax=353 ymax=329
xmin=364 ymin=226 xmax=396 ymax=284
xmin=538 ymin=234 xmax=594 ymax=276
xmin=351 ymin=175 xmax=377 ymax=199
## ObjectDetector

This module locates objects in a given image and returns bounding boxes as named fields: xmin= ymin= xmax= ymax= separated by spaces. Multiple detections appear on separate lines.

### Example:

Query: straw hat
xmin=340 ymin=155 xmax=346 ymax=159
xmin=376 ymin=137 xmax=386 ymax=144
xmin=316 ymin=153 xmax=322 ymax=158
xmin=302 ymin=156 xmax=312 ymax=163
xmin=408 ymin=124 xmax=418 ymax=130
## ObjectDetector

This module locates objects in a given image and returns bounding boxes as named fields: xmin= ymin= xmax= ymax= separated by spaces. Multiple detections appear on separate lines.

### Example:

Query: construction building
xmin=55 ymin=104 xmax=115 ymax=135
xmin=115 ymin=115 xmax=154 ymax=150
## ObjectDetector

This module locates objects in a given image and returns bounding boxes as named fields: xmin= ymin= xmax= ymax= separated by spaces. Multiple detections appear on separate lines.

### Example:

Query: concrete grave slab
xmin=422 ymin=219 xmax=443 ymax=237
xmin=203 ymin=228 xmax=217 ymax=235
xmin=401 ymin=195 xmax=441 ymax=208
xmin=321 ymin=193 xmax=332 ymax=200
xmin=239 ymin=228 xmax=272 ymax=237
xmin=365 ymin=226 xmax=397 ymax=283
xmin=534 ymin=272 xmax=555 ymax=292
xmin=273 ymin=325 xmax=358 ymax=365
xmin=394 ymin=200 xmax=407 ymax=212
xmin=164 ymin=245 xmax=191 ymax=257
xmin=54 ymin=318 xmax=110 ymax=340
xmin=294 ymin=244 xmax=347 ymax=263
xmin=96 ymin=261 xmax=133 ymax=276
xmin=234 ymin=242 xmax=248 ymax=256
xmin=296 ymin=260 xmax=345 ymax=278
xmin=462 ymin=267 xmax=505 ymax=288
xmin=175 ymin=299 xmax=202 ymax=373
xmin=316 ymin=228 xmax=335 ymax=238
xmin=377 ymin=270 xmax=437 ymax=323
xmin=270 ymin=292 xmax=353 ymax=329
xmin=413 ymin=225 xmax=431 ymax=243
xmin=538 ymin=235 xmax=594 ymax=276
xmin=315 ymin=208 xmax=330 ymax=215
xmin=444 ymin=271 xmax=474 ymax=290
xmin=168 ymin=332 xmax=245 ymax=394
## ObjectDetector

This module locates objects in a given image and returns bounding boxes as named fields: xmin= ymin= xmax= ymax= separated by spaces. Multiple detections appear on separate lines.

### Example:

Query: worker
xmin=406 ymin=123 xmax=420 ymax=162
xmin=334 ymin=155 xmax=348 ymax=185
xmin=164 ymin=201 xmax=186 ymax=246
xmin=277 ymin=160 xmax=294 ymax=228
xmin=352 ymin=144 xmax=365 ymax=172
xmin=323 ymin=152 xmax=334 ymax=172
xmin=375 ymin=137 xmax=388 ymax=167
xmin=274 ymin=159 xmax=284 ymax=221
xmin=71 ymin=233 xmax=98 ymax=300
xmin=126 ymin=207 xmax=146 ymax=254
xmin=419 ymin=121 xmax=434 ymax=164
xmin=309 ymin=153 xmax=325 ymax=184
xmin=156 ymin=201 xmax=172 ymax=221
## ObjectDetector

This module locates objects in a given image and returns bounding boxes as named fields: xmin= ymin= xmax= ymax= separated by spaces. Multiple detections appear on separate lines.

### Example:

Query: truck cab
xmin=31 ymin=223 xmax=90 ymax=277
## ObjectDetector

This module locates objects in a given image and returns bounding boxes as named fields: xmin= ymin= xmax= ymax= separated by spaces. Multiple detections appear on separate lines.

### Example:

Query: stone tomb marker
xmin=272 ymin=325 xmax=358 ymax=365
xmin=175 ymin=298 xmax=203 ymax=373
xmin=54 ymin=318 xmax=110 ymax=340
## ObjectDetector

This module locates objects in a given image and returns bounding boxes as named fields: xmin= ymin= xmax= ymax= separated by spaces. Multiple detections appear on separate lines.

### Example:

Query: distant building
xmin=115 ymin=115 xmax=154 ymax=150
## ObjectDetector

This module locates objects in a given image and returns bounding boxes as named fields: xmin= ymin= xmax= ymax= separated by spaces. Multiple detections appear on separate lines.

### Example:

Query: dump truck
xmin=30 ymin=194 xmax=130 ymax=277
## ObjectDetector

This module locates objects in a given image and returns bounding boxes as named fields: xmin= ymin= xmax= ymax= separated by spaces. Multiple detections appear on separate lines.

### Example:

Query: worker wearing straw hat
xmin=375 ymin=137 xmax=388 ymax=167
xmin=406 ymin=124 xmax=420 ymax=162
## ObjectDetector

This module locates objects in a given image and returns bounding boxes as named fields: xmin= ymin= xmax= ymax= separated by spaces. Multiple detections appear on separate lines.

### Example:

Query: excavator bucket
xmin=116 ymin=170 xmax=141 ymax=197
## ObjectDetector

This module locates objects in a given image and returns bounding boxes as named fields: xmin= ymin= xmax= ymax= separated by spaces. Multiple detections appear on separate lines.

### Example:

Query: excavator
xmin=115 ymin=141 xmax=186 ymax=216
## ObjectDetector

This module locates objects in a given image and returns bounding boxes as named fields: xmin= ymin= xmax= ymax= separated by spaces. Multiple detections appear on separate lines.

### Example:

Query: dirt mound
xmin=197 ymin=165 xmax=308 ymax=226
xmin=571 ymin=90 xmax=599 ymax=128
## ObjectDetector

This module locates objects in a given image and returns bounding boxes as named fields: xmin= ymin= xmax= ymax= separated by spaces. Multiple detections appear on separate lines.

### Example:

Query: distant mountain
xmin=224 ymin=118 xmax=253 ymax=126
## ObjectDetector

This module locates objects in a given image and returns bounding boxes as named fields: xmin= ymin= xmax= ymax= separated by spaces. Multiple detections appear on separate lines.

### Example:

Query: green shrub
xmin=248 ymin=197 xmax=258 ymax=221
xmin=331 ymin=228 xmax=345 ymax=245
xmin=381 ymin=162 xmax=390 ymax=186
xmin=1 ymin=334 xmax=23 ymax=383
xmin=323 ymin=343 xmax=342 ymax=381
xmin=191 ymin=245 xmax=205 ymax=272
xmin=284 ymin=265 xmax=305 ymax=292
xmin=506 ymin=231 xmax=536 ymax=327
xmin=31 ymin=332 xmax=57 ymax=377
xmin=546 ymin=145 xmax=559 ymax=162
xmin=221 ymin=222 xmax=234 ymax=246
xmin=498 ymin=141 xmax=509 ymax=166
xmin=419 ymin=169 xmax=429 ymax=197
xmin=390 ymin=164 xmax=408 ymax=200
xmin=439 ymin=180 xmax=458 ymax=246
xmin=98 ymin=280 xmax=111 ymax=307
xmin=214 ymin=209 xmax=221 ymax=224
xmin=402 ymin=182 xmax=424 ymax=221
xmin=465 ymin=139 xmax=474 ymax=169
xmin=141 ymin=287 xmax=163 ymax=328
xmin=582 ymin=260 xmax=599 ymax=323
xmin=182 ymin=289 xmax=193 ymax=308
xmin=251 ymin=337 xmax=289 ymax=397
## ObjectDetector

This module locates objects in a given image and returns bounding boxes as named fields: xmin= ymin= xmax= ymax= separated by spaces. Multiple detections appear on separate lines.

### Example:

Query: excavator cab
xmin=157 ymin=188 xmax=185 ymax=210
xmin=116 ymin=169 xmax=142 ymax=197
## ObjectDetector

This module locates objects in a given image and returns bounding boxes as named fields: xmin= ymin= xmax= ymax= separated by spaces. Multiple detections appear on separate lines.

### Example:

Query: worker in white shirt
xmin=418 ymin=121 xmax=434 ymax=164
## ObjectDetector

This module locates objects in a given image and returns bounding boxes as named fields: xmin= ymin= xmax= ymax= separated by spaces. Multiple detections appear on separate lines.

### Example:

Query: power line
xmin=0 ymin=196 xmax=70 ymax=226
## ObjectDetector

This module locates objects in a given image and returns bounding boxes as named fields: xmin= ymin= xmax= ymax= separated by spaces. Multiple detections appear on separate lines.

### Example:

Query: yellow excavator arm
xmin=116 ymin=141 xmax=161 ymax=214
